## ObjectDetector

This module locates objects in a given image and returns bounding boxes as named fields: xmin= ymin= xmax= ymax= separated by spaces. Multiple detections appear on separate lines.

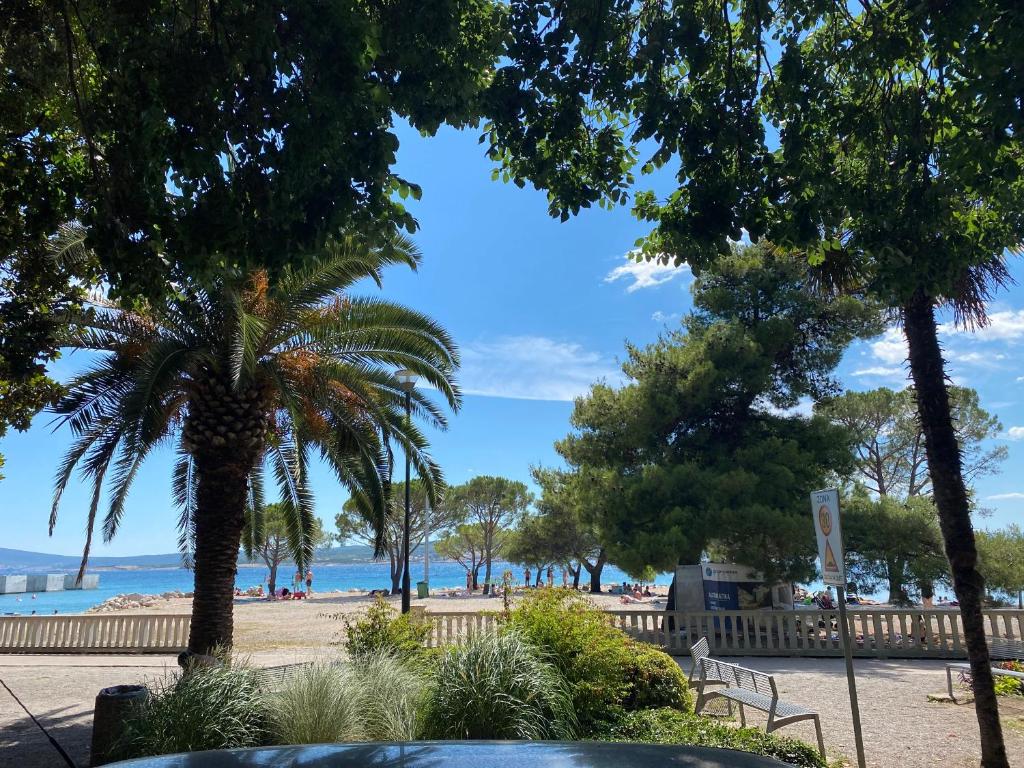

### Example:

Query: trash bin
xmin=417 ymin=581 xmax=429 ymax=599
xmin=90 ymin=684 xmax=149 ymax=766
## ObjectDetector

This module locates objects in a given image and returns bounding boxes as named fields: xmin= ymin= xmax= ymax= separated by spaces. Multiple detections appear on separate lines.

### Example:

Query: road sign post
xmin=811 ymin=489 xmax=866 ymax=768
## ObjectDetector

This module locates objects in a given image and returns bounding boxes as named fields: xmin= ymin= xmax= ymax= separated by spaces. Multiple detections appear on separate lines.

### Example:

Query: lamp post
xmin=396 ymin=369 xmax=418 ymax=614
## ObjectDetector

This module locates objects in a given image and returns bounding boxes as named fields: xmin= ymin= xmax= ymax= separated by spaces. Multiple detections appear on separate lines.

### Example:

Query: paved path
xmin=2 ymin=654 xmax=1022 ymax=767
xmin=681 ymin=656 xmax=1024 ymax=767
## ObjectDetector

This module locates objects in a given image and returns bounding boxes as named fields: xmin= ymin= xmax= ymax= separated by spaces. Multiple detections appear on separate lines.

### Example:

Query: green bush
xmin=993 ymin=662 xmax=1023 ymax=697
xmin=268 ymin=653 xmax=429 ymax=744
xmin=424 ymin=629 xmax=577 ymax=740
xmin=115 ymin=663 xmax=268 ymax=759
xmin=597 ymin=708 xmax=826 ymax=768
xmin=504 ymin=588 xmax=633 ymax=727
xmin=343 ymin=595 xmax=431 ymax=662
xmin=623 ymin=643 xmax=693 ymax=712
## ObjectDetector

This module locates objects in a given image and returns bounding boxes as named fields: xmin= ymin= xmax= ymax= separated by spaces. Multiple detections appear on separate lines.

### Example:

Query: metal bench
xmin=694 ymin=655 xmax=825 ymax=759
xmin=946 ymin=637 xmax=1024 ymax=701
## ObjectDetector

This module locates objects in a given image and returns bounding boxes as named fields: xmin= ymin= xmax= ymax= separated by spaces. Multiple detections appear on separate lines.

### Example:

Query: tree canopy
xmin=556 ymin=244 xmax=877 ymax=580
xmin=820 ymin=386 xmax=1006 ymax=499
xmin=976 ymin=525 xmax=1024 ymax=609
xmin=2 ymin=1 xmax=505 ymax=301
xmin=443 ymin=475 xmax=532 ymax=592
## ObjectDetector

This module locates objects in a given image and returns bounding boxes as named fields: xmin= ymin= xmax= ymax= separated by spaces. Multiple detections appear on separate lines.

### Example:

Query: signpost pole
xmin=811 ymin=488 xmax=867 ymax=768
xmin=836 ymin=582 xmax=867 ymax=768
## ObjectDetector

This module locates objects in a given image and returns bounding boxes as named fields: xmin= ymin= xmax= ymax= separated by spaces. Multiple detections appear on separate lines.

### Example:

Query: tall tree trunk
xmin=189 ymin=457 xmax=250 ymax=654
xmin=589 ymin=549 xmax=607 ymax=593
xmin=904 ymin=291 xmax=1007 ymax=768
xmin=483 ymin=557 xmax=493 ymax=595
xmin=390 ymin=553 xmax=402 ymax=595
xmin=887 ymin=560 xmax=907 ymax=606
xmin=572 ymin=562 xmax=581 ymax=589
xmin=268 ymin=562 xmax=278 ymax=596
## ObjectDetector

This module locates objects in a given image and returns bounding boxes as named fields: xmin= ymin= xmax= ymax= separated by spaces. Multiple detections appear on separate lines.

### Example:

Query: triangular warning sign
xmin=823 ymin=540 xmax=839 ymax=573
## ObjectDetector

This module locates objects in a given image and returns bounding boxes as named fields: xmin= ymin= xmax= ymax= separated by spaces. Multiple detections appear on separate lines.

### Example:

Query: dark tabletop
xmin=109 ymin=741 xmax=795 ymax=768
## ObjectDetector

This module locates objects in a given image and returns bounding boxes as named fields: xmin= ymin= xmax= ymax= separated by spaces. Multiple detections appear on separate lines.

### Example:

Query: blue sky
xmin=1 ymin=123 xmax=1023 ymax=556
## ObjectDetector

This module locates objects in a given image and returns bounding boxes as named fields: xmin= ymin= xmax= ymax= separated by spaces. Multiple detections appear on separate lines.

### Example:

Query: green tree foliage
xmin=976 ymin=526 xmax=1024 ymax=609
xmin=0 ymin=227 xmax=98 ymax=477
xmin=443 ymin=476 xmax=532 ymax=593
xmin=507 ymin=467 xmax=608 ymax=592
xmin=556 ymin=245 xmax=877 ymax=580
xmin=50 ymin=236 xmax=458 ymax=653
xmin=2 ymin=1 xmax=505 ymax=301
xmin=337 ymin=480 xmax=460 ymax=594
xmin=820 ymin=387 xmax=1006 ymax=499
xmin=247 ymin=502 xmax=326 ymax=595
xmin=842 ymin=491 xmax=946 ymax=606
xmin=488 ymin=6 xmax=1023 ymax=760
xmin=434 ymin=523 xmax=493 ymax=591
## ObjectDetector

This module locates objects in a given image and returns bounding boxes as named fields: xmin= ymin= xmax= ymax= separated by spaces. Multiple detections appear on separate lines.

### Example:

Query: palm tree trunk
xmin=189 ymin=457 xmax=250 ymax=654
xmin=903 ymin=291 xmax=1007 ymax=768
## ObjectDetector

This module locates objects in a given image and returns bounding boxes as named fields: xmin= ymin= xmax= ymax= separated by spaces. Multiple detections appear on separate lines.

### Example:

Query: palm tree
xmin=49 ymin=235 xmax=460 ymax=654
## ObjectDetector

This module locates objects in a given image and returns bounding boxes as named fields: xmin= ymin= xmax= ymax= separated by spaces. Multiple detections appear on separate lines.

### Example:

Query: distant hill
xmin=0 ymin=543 xmax=402 ymax=572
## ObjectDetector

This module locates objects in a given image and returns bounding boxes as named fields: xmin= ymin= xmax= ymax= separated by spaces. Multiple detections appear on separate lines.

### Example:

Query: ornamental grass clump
xmin=425 ymin=629 xmax=577 ymax=740
xmin=268 ymin=652 xmax=429 ymax=745
xmin=115 ymin=663 xmax=267 ymax=759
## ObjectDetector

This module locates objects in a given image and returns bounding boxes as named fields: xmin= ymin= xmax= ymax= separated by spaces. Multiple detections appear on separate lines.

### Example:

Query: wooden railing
xmin=425 ymin=608 xmax=1024 ymax=659
xmin=0 ymin=614 xmax=191 ymax=654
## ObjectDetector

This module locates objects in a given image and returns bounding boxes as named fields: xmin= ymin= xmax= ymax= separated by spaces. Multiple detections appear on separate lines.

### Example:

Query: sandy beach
xmin=97 ymin=588 xmax=669 ymax=658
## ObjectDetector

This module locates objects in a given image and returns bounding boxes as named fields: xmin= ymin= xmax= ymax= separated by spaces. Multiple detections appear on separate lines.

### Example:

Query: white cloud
xmin=940 ymin=309 xmax=1024 ymax=342
xmin=459 ymin=336 xmax=620 ymax=402
xmin=852 ymin=366 xmax=906 ymax=379
xmin=986 ymin=492 xmax=1024 ymax=501
xmin=652 ymin=310 xmax=681 ymax=324
xmin=1016 ymin=376 xmax=1024 ymax=383
xmin=1001 ymin=426 xmax=1024 ymax=441
xmin=604 ymin=252 xmax=690 ymax=293
xmin=869 ymin=328 xmax=907 ymax=366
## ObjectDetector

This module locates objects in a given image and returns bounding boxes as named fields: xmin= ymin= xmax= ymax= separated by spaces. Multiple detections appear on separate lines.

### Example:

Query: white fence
xmin=0 ymin=614 xmax=190 ymax=653
xmin=426 ymin=608 xmax=1024 ymax=659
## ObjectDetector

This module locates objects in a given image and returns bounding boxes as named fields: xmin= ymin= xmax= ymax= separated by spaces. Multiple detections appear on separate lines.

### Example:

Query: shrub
xmin=115 ymin=663 xmax=267 ymax=759
xmin=623 ymin=643 xmax=693 ymax=712
xmin=597 ymin=708 xmax=826 ymax=768
xmin=504 ymin=588 xmax=633 ymax=728
xmin=268 ymin=652 xmax=429 ymax=745
xmin=424 ymin=629 xmax=577 ymax=740
xmin=343 ymin=596 xmax=431 ymax=662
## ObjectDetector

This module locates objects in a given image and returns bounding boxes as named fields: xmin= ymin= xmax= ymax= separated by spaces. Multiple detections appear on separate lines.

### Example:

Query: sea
xmin=0 ymin=560 xmax=672 ymax=616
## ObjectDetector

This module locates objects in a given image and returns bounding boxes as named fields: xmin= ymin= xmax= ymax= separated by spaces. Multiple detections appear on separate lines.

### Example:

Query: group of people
xmin=618 ymin=582 xmax=653 ymax=603
xmin=521 ymin=566 xmax=570 ymax=589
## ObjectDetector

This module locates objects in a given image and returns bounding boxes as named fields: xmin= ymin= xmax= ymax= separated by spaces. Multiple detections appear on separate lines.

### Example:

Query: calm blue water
xmin=0 ymin=560 xmax=671 ymax=616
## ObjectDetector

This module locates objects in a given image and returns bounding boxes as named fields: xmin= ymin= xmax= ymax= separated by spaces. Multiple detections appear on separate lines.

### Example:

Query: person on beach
xmin=305 ymin=569 xmax=313 ymax=595
xmin=293 ymin=570 xmax=302 ymax=593
xmin=562 ymin=568 xmax=569 ymax=588
xmin=524 ymin=567 xmax=531 ymax=588
xmin=546 ymin=566 xmax=554 ymax=587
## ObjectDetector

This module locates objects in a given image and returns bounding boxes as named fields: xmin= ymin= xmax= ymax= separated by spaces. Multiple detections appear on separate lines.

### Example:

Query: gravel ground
xmin=678 ymin=656 xmax=1024 ymax=768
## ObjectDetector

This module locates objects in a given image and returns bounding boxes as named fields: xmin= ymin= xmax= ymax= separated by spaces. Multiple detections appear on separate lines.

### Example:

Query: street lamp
xmin=396 ymin=368 xmax=418 ymax=614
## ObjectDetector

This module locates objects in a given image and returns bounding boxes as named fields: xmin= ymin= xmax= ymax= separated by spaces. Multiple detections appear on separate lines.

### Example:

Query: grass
xmin=424 ymin=629 xmax=578 ymax=740
xmin=267 ymin=652 xmax=429 ymax=744
xmin=115 ymin=661 xmax=267 ymax=759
